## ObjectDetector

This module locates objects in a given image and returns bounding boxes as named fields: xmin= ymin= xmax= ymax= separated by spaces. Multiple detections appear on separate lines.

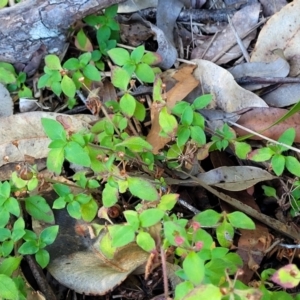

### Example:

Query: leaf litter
xmin=3 ymin=0 xmax=300 ymax=298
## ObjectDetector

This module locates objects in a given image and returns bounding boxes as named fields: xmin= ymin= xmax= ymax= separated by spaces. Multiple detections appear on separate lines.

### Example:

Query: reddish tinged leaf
xmin=271 ymin=264 xmax=300 ymax=289
xmin=234 ymin=107 xmax=300 ymax=142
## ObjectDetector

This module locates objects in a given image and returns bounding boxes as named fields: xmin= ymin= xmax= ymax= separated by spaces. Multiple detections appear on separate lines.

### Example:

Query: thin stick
xmin=160 ymin=246 xmax=169 ymax=300
xmin=228 ymin=120 xmax=300 ymax=154
xmin=227 ymin=15 xmax=250 ymax=62
xmin=211 ymin=18 xmax=267 ymax=63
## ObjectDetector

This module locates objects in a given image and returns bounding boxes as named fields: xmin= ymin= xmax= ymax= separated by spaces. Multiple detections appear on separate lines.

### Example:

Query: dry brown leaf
xmin=251 ymin=0 xmax=300 ymax=77
xmin=37 ymin=191 xmax=148 ymax=295
xmin=118 ymin=0 xmax=158 ymax=12
xmin=260 ymin=0 xmax=287 ymax=17
xmin=234 ymin=107 xmax=300 ymax=142
xmin=197 ymin=166 xmax=275 ymax=191
xmin=192 ymin=59 xmax=268 ymax=112
xmin=0 ymin=112 xmax=98 ymax=167
xmin=262 ymin=83 xmax=300 ymax=107
xmin=209 ymin=151 xmax=269 ymax=285
xmin=191 ymin=3 xmax=260 ymax=65
xmin=0 ymin=83 xmax=13 ymax=117
xmin=147 ymin=64 xmax=198 ymax=153
xmin=228 ymin=57 xmax=290 ymax=91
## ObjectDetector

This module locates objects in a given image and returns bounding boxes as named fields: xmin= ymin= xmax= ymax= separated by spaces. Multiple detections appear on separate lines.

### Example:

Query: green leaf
xmin=127 ymin=177 xmax=159 ymax=201
xmin=136 ymin=231 xmax=155 ymax=252
xmin=181 ymin=106 xmax=194 ymax=126
xmin=119 ymin=93 xmax=136 ymax=117
xmin=159 ymin=107 xmax=178 ymax=135
xmin=0 ymin=208 xmax=10 ymax=227
xmin=0 ymin=181 xmax=10 ymax=202
xmin=81 ymin=198 xmax=98 ymax=222
xmin=64 ymin=141 xmax=91 ymax=167
xmin=37 ymin=73 xmax=50 ymax=88
xmin=0 ymin=228 xmax=11 ymax=242
xmin=105 ymin=4 xmax=118 ymax=17
xmin=192 ymin=94 xmax=212 ymax=109
xmin=103 ymin=183 xmax=119 ymax=207
xmin=164 ymin=220 xmax=189 ymax=247
xmin=123 ymin=210 xmax=140 ymax=231
xmin=1 ymin=240 xmax=13 ymax=257
xmin=234 ymin=141 xmax=251 ymax=159
xmin=79 ymin=52 xmax=92 ymax=66
xmin=116 ymin=136 xmax=153 ymax=152
xmin=18 ymin=85 xmax=33 ymax=98
xmin=278 ymin=128 xmax=296 ymax=150
xmin=25 ymin=196 xmax=54 ymax=223
xmin=0 ymin=67 xmax=16 ymax=84
xmin=271 ymin=154 xmax=285 ymax=176
xmin=47 ymin=148 xmax=64 ymax=174
xmin=45 ymin=54 xmax=62 ymax=70
xmin=183 ymin=284 xmax=223 ymax=300
xmin=262 ymin=185 xmax=277 ymax=198
xmin=51 ymin=81 xmax=62 ymax=96
xmin=135 ymin=63 xmax=155 ymax=83
xmin=40 ymin=225 xmax=59 ymax=245
xmin=190 ymin=126 xmax=206 ymax=146
xmin=175 ymin=281 xmax=194 ymax=300
xmin=76 ymin=29 xmax=91 ymax=51
xmin=177 ymin=126 xmax=190 ymax=147
xmin=141 ymin=52 xmax=161 ymax=65
xmin=108 ymin=48 xmax=130 ymax=66
xmin=0 ymin=62 xmax=16 ymax=74
xmin=183 ymin=251 xmax=205 ymax=285
xmin=134 ymin=100 xmax=146 ymax=121
xmin=53 ymin=183 xmax=71 ymax=197
xmin=131 ymin=45 xmax=145 ymax=64
xmin=157 ymin=194 xmax=179 ymax=211
xmin=0 ymin=274 xmax=19 ymax=300
xmin=18 ymin=240 xmax=39 ymax=255
xmin=35 ymin=249 xmax=50 ymax=268
xmin=111 ymin=66 xmax=130 ymax=90
xmin=172 ymin=102 xmax=190 ymax=116
xmin=251 ymin=147 xmax=274 ymax=162
xmin=271 ymin=264 xmax=300 ymax=289
xmin=61 ymin=75 xmax=76 ymax=98
xmin=63 ymin=58 xmax=80 ymax=70
xmin=23 ymin=230 xmax=37 ymax=241
xmin=4 ymin=197 xmax=20 ymax=217
xmin=139 ymin=208 xmax=164 ymax=227
xmin=41 ymin=118 xmax=67 ymax=141
xmin=285 ymin=156 xmax=300 ymax=177
xmin=12 ymin=217 xmax=25 ymax=242
xmin=109 ymin=224 xmax=135 ymax=247
xmin=216 ymin=220 xmax=234 ymax=248
xmin=194 ymin=209 xmax=221 ymax=226
xmin=227 ymin=211 xmax=255 ymax=229
xmin=67 ymin=201 xmax=81 ymax=219
xmin=83 ymin=64 xmax=101 ymax=81
xmin=0 ymin=256 xmax=22 ymax=276
xmin=99 ymin=231 xmax=116 ymax=259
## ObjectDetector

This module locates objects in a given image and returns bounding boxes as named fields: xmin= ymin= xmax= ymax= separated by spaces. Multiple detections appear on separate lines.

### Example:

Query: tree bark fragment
xmin=0 ymin=0 xmax=125 ymax=64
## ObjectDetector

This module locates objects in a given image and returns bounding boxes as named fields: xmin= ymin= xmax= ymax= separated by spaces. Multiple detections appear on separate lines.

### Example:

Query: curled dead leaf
xmin=192 ymin=59 xmax=268 ymax=112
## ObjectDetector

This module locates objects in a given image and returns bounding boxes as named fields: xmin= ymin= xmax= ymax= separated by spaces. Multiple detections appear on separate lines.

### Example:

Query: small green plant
xmin=2 ymin=4 xmax=300 ymax=299
xmin=263 ymin=180 xmax=300 ymax=217
xmin=37 ymin=52 xmax=101 ymax=108
xmin=0 ymin=177 xmax=56 ymax=298
xmin=108 ymin=45 xmax=161 ymax=83
xmin=84 ymin=4 xmax=120 ymax=56
xmin=249 ymin=128 xmax=300 ymax=177
xmin=0 ymin=62 xmax=32 ymax=98
xmin=171 ymin=94 xmax=211 ymax=147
